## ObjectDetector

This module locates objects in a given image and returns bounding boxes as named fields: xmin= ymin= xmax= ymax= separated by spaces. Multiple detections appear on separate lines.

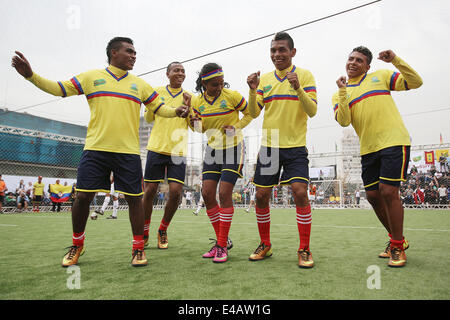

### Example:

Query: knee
xmin=292 ymin=187 xmax=308 ymax=203
xmin=379 ymin=185 xmax=400 ymax=202
xmin=168 ymin=189 xmax=182 ymax=204
xmin=218 ymin=189 xmax=231 ymax=204
xmin=202 ymin=188 xmax=216 ymax=204
xmin=143 ymin=184 xmax=158 ymax=198
xmin=366 ymin=191 xmax=380 ymax=206
xmin=255 ymin=190 xmax=271 ymax=206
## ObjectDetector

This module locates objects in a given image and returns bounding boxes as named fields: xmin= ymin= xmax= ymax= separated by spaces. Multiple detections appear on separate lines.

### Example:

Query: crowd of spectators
xmin=0 ymin=175 xmax=77 ymax=213
xmin=401 ymin=164 xmax=449 ymax=207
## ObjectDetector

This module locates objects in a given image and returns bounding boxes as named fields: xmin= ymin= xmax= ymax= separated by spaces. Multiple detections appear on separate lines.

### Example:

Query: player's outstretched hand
xmin=247 ymin=71 xmax=260 ymax=90
xmin=176 ymin=105 xmax=190 ymax=118
xmin=11 ymin=51 xmax=33 ymax=78
xmin=336 ymin=76 xmax=347 ymax=88
xmin=378 ymin=50 xmax=396 ymax=63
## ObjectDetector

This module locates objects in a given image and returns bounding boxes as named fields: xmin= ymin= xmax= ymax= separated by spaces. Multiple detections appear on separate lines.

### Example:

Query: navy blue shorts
xmin=253 ymin=146 xmax=309 ymax=187
xmin=202 ymin=143 xmax=244 ymax=185
xmin=361 ymin=145 xmax=410 ymax=190
xmin=76 ymin=150 xmax=143 ymax=196
xmin=144 ymin=150 xmax=186 ymax=185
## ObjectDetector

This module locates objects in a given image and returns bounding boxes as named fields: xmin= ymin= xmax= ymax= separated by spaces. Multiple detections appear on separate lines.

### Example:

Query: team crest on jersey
xmin=220 ymin=100 xmax=227 ymax=109
xmin=199 ymin=105 xmax=206 ymax=112
xmin=263 ymin=85 xmax=272 ymax=93
xmin=371 ymin=76 xmax=380 ymax=83
xmin=130 ymin=83 xmax=138 ymax=93
xmin=93 ymin=79 xmax=106 ymax=86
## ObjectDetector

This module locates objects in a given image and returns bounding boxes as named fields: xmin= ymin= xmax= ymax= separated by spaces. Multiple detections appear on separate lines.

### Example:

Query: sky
xmin=1 ymin=0 xmax=449 ymax=161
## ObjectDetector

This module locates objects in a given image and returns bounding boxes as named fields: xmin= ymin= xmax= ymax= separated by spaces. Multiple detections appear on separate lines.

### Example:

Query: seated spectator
xmin=5 ymin=192 xmax=16 ymax=207
xmin=17 ymin=189 xmax=29 ymax=211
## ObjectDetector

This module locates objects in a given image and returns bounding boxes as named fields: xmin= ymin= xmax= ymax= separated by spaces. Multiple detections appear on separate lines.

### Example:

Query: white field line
xmin=1 ymin=214 xmax=449 ymax=232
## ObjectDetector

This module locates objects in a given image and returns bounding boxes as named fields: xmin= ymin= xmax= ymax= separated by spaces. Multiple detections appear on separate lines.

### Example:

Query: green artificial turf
xmin=0 ymin=208 xmax=449 ymax=300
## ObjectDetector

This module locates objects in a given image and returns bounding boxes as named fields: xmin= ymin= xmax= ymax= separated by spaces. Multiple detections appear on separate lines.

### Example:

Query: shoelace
xmin=65 ymin=246 xmax=78 ymax=260
xmin=132 ymin=249 xmax=144 ymax=260
xmin=159 ymin=231 xmax=168 ymax=244
xmin=390 ymin=247 xmax=401 ymax=260
xmin=299 ymin=249 xmax=311 ymax=260
xmin=254 ymin=243 xmax=265 ymax=254
xmin=216 ymin=246 xmax=226 ymax=258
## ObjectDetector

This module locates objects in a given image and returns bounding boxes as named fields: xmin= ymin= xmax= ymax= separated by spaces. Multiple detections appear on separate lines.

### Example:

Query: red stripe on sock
xmin=144 ymin=219 xmax=151 ymax=237
xmin=159 ymin=219 xmax=170 ymax=231
xmin=133 ymin=235 xmax=144 ymax=251
xmin=72 ymin=232 xmax=85 ymax=247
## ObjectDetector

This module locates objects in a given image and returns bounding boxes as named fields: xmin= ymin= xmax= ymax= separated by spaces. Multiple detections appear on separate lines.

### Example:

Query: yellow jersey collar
xmin=106 ymin=65 xmax=129 ymax=81
xmin=274 ymin=65 xmax=296 ymax=82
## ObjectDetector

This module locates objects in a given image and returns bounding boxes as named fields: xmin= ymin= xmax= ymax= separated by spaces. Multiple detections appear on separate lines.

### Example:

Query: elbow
xmin=414 ymin=77 xmax=423 ymax=89
xmin=335 ymin=114 xmax=351 ymax=127
xmin=308 ymin=108 xmax=317 ymax=118
xmin=339 ymin=119 xmax=351 ymax=127
xmin=249 ymin=111 xmax=259 ymax=119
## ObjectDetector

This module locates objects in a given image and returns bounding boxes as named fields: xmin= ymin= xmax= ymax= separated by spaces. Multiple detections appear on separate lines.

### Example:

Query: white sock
xmin=101 ymin=196 xmax=110 ymax=212
xmin=112 ymin=200 xmax=119 ymax=217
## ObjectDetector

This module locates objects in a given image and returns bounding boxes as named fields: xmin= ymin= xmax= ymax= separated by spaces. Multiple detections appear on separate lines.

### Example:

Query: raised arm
xmin=12 ymin=51 xmax=78 ymax=97
xmin=247 ymin=71 xmax=263 ymax=119
xmin=333 ymin=76 xmax=351 ymax=127
xmin=378 ymin=50 xmax=423 ymax=90
xmin=287 ymin=71 xmax=317 ymax=118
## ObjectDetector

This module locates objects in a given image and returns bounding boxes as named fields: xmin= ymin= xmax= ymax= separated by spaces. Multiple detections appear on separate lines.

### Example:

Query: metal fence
xmin=1 ymin=115 xmax=449 ymax=212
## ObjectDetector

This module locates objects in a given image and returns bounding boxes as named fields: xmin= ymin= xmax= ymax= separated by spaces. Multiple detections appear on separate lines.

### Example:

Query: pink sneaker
xmin=213 ymin=246 xmax=228 ymax=263
xmin=202 ymin=245 xmax=218 ymax=258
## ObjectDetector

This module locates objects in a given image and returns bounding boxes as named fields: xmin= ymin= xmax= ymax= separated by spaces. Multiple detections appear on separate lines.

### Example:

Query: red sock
xmin=218 ymin=207 xmax=234 ymax=247
xmin=72 ymin=232 xmax=85 ymax=247
xmin=296 ymin=205 xmax=312 ymax=251
xmin=255 ymin=206 xmax=271 ymax=246
xmin=206 ymin=205 xmax=221 ymax=239
xmin=144 ymin=219 xmax=151 ymax=237
xmin=159 ymin=219 xmax=170 ymax=231
xmin=390 ymin=239 xmax=404 ymax=249
xmin=132 ymin=235 xmax=144 ymax=251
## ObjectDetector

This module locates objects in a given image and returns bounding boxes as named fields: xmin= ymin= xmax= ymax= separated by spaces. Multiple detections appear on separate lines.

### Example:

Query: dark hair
xmin=195 ymin=62 xmax=229 ymax=94
xmin=106 ymin=37 xmax=133 ymax=64
xmin=166 ymin=61 xmax=182 ymax=73
xmin=352 ymin=46 xmax=372 ymax=65
xmin=272 ymin=31 xmax=294 ymax=50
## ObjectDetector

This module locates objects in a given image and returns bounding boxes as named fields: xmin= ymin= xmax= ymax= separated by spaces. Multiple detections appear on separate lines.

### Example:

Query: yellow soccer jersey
xmin=27 ymin=65 xmax=177 ymax=155
xmin=191 ymin=88 xmax=252 ymax=150
xmin=248 ymin=65 xmax=317 ymax=148
xmin=33 ymin=182 xmax=45 ymax=196
xmin=333 ymin=56 xmax=423 ymax=155
xmin=145 ymin=86 xmax=192 ymax=156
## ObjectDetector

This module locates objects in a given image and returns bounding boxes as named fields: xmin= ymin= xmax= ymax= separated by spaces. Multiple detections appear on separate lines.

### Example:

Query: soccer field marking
xmin=2 ymin=214 xmax=450 ymax=233
xmin=0 ymin=224 xmax=18 ymax=227
xmin=173 ymin=219 xmax=450 ymax=233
